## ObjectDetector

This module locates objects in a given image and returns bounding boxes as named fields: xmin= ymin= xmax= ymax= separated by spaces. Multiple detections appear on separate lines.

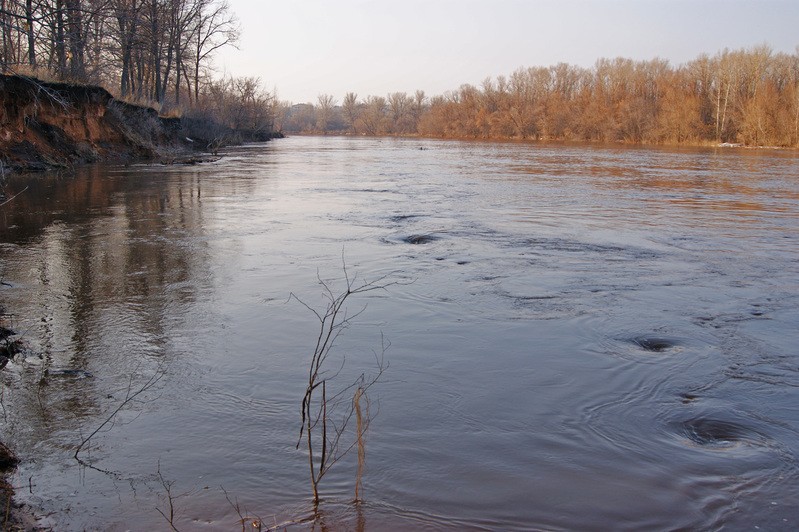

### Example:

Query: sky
xmin=217 ymin=0 xmax=799 ymax=104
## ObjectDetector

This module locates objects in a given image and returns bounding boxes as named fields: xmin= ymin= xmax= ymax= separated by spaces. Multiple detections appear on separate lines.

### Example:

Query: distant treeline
xmin=0 ymin=0 xmax=275 ymax=135
xmin=279 ymin=45 xmax=799 ymax=148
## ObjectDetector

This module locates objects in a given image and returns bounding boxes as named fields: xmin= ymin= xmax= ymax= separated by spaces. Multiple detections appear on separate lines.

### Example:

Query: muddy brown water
xmin=1 ymin=137 xmax=799 ymax=530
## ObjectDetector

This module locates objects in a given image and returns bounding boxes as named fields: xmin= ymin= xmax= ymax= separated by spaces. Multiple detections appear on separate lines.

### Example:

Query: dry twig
xmin=74 ymin=365 xmax=166 ymax=470
xmin=291 ymin=258 xmax=398 ymax=505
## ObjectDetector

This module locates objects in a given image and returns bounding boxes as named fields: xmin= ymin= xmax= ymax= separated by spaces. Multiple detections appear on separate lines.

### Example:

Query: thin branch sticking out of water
xmin=74 ymin=364 xmax=166 ymax=472
xmin=0 ymin=186 xmax=27 ymax=208
xmin=155 ymin=460 xmax=186 ymax=532
xmin=290 ymin=259 xmax=400 ymax=505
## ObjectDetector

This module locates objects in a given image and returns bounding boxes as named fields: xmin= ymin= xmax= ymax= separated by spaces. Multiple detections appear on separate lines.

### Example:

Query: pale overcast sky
xmin=217 ymin=0 xmax=799 ymax=104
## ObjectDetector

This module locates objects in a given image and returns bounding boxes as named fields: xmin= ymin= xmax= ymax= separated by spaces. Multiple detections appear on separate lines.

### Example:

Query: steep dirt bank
xmin=0 ymin=74 xmax=195 ymax=173
xmin=0 ymin=75 xmax=284 ymax=174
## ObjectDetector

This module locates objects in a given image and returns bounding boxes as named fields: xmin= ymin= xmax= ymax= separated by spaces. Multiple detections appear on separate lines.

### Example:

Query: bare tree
xmin=162 ymin=0 xmax=197 ymax=105
xmin=110 ymin=0 xmax=143 ymax=96
xmin=189 ymin=0 xmax=237 ymax=102
xmin=315 ymin=93 xmax=335 ymax=133
xmin=357 ymin=95 xmax=387 ymax=135
xmin=291 ymin=265 xmax=395 ymax=505
xmin=387 ymin=91 xmax=413 ymax=134
xmin=341 ymin=91 xmax=359 ymax=133
xmin=410 ymin=89 xmax=425 ymax=131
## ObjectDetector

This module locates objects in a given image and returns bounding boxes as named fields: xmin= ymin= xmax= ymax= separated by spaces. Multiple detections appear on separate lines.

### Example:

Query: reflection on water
xmin=1 ymin=138 xmax=799 ymax=530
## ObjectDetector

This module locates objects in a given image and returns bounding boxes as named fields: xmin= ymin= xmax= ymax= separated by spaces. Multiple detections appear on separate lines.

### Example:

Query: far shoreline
xmin=277 ymin=131 xmax=799 ymax=153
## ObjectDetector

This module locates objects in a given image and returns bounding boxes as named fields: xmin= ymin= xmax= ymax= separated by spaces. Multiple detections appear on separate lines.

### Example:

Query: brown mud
xmin=0 ymin=74 xmax=192 ymax=172
xmin=0 ymin=74 xmax=281 ymax=174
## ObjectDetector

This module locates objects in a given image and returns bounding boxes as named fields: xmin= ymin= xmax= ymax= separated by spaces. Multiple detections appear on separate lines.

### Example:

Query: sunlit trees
xmin=356 ymin=95 xmax=387 ymax=135
xmin=275 ymin=45 xmax=798 ymax=147
xmin=3 ymin=7 xmax=797 ymax=147
xmin=411 ymin=89 xmax=426 ymax=129
xmin=777 ymin=50 xmax=799 ymax=146
xmin=652 ymin=67 xmax=704 ymax=143
xmin=431 ymin=46 xmax=799 ymax=146
xmin=387 ymin=91 xmax=414 ymax=134
xmin=342 ymin=91 xmax=359 ymax=134
xmin=416 ymin=94 xmax=449 ymax=137
xmin=735 ymin=45 xmax=774 ymax=146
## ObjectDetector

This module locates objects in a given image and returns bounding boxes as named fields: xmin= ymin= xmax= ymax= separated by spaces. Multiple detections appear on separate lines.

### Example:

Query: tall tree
xmin=315 ymin=93 xmax=335 ymax=132
xmin=189 ymin=0 xmax=237 ymax=102
xmin=25 ymin=0 xmax=36 ymax=67
xmin=64 ymin=0 xmax=86 ymax=78
xmin=342 ymin=91 xmax=359 ymax=133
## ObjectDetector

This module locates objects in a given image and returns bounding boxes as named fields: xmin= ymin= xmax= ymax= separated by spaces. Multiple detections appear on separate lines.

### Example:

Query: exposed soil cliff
xmin=0 ymin=74 xmax=194 ymax=173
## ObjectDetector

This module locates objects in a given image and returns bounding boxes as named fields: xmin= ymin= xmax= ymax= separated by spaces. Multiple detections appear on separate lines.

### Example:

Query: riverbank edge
xmin=0 ymin=309 xmax=44 ymax=531
xmin=0 ymin=73 xmax=281 ymax=529
xmin=1 ymin=477 xmax=42 ymax=532
xmin=0 ymin=74 xmax=281 ymax=175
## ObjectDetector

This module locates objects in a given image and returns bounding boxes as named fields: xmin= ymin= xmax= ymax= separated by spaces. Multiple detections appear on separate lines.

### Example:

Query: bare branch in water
xmin=74 ymin=364 xmax=167 ymax=471
xmin=292 ymin=257 xmax=400 ymax=505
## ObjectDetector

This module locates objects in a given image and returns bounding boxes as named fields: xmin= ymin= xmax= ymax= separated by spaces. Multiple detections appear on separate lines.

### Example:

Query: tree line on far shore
xmin=2 ymin=4 xmax=796 ymax=151
xmin=279 ymin=45 xmax=799 ymax=148
xmin=0 ymin=0 xmax=275 ymax=135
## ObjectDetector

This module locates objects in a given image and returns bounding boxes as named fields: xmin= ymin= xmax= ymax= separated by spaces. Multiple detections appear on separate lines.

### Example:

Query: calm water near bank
xmin=1 ymin=137 xmax=798 ymax=530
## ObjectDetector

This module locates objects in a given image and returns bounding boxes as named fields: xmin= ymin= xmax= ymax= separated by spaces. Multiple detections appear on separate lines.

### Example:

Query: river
xmin=1 ymin=136 xmax=798 ymax=530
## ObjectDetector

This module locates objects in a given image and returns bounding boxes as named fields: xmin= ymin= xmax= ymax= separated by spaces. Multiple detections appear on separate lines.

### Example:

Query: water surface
xmin=1 ymin=137 xmax=798 ymax=530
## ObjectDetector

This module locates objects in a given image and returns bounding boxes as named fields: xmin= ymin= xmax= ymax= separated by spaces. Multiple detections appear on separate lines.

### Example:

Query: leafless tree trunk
xmin=54 ymin=0 xmax=66 ymax=73
xmin=190 ymin=0 xmax=237 ymax=102
xmin=25 ymin=0 xmax=35 ymax=67
xmin=64 ymin=0 xmax=85 ymax=78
